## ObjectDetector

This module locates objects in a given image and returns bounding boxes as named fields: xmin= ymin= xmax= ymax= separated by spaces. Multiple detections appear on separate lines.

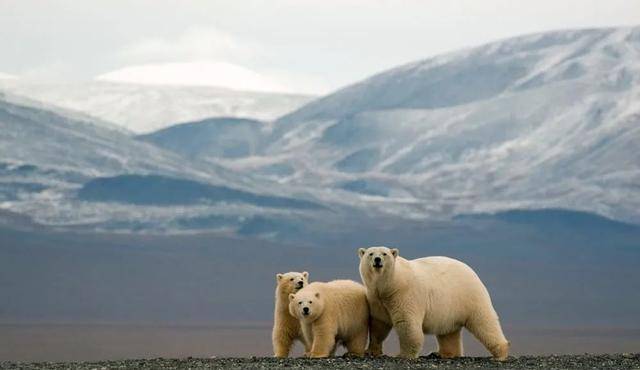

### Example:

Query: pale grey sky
xmin=1 ymin=0 xmax=639 ymax=94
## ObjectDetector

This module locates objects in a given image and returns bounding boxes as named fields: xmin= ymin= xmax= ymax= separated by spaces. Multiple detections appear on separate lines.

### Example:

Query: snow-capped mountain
xmin=0 ymin=80 xmax=313 ymax=133
xmin=1 ymin=26 xmax=639 ymax=236
xmin=250 ymin=26 xmax=640 ymax=224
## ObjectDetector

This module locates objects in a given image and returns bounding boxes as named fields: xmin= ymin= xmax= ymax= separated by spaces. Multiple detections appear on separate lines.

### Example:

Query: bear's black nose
xmin=303 ymin=307 xmax=309 ymax=315
xmin=297 ymin=281 xmax=304 ymax=288
xmin=374 ymin=257 xmax=382 ymax=264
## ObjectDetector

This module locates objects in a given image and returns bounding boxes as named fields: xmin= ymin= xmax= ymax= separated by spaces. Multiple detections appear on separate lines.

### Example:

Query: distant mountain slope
xmin=248 ymin=26 xmax=640 ymax=224
xmin=137 ymin=117 xmax=264 ymax=159
xmin=277 ymin=27 xmax=639 ymax=124
xmin=0 ymin=96 xmax=327 ymax=230
xmin=456 ymin=208 xmax=639 ymax=233
xmin=0 ymin=81 xmax=314 ymax=133
xmin=78 ymin=174 xmax=322 ymax=209
xmin=0 ymin=90 xmax=129 ymax=133
xmin=0 ymin=98 xmax=195 ymax=178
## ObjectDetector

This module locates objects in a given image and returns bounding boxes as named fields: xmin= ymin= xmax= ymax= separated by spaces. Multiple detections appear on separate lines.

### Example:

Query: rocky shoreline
xmin=2 ymin=354 xmax=639 ymax=370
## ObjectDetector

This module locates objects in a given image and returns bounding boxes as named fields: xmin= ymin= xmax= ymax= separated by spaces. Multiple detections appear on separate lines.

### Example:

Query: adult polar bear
xmin=358 ymin=246 xmax=509 ymax=360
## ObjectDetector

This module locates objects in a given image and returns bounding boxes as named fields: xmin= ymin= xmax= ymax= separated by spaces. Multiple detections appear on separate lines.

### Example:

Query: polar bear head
xmin=276 ymin=271 xmax=309 ymax=295
xmin=288 ymin=288 xmax=324 ymax=322
xmin=358 ymin=246 xmax=399 ymax=277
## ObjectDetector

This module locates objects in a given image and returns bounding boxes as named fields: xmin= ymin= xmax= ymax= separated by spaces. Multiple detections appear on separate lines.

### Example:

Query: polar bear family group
xmin=272 ymin=246 xmax=510 ymax=360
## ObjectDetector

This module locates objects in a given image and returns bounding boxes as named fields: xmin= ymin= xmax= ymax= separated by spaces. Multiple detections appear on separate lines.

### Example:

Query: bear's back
xmin=409 ymin=256 xmax=478 ymax=279
xmin=408 ymin=255 xmax=492 ymax=311
xmin=309 ymin=280 xmax=366 ymax=300
xmin=309 ymin=280 xmax=367 ymax=314
xmin=326 ymin=279 xmax=366 ymax=291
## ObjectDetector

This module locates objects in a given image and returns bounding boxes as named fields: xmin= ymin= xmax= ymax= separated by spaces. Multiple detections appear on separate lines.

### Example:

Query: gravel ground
xmin=2 ymin=354 xmax=639 ymax=370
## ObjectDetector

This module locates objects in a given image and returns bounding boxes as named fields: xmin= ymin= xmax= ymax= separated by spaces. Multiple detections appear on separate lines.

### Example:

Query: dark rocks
xmin=1 ymin=354 xmax=639 ymax=370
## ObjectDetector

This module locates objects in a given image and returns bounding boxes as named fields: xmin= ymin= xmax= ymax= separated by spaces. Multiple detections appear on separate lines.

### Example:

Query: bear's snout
xmin=302 ymin=307 xmax=310 ymax=315
xmin=373 ymin=257 xmax=383 ymax=268
xmin=296 ymin=281 xmax=304 ymax=289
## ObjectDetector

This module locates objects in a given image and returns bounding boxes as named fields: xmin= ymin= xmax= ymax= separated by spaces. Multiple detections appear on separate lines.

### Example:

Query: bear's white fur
xmin=359 ymin=246 xmax=509 ymax=360
xmin=272 ymin=271 xmax=310 ymax=357
xmin=289 ymin=280 xmax=369 ymax=358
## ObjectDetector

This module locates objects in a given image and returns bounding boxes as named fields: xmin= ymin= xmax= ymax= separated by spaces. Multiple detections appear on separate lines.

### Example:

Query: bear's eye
xmin=289 ymin=278 xmax=294 ymax=281
xmin=309 ymin=301 xmax=312 ymax=304
xmin=369 ymin=253 xmax=373 ymax=256
xmin=298 ymin=301 xmax=302 ymax=305
xmin=383 ymin=253 xmax=387 ymax=256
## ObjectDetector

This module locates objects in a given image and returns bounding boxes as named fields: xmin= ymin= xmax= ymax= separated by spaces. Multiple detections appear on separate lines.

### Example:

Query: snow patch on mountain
xmin=0 ymin=80 xmax=314 ymax=133
xmin=95 ymin=62 xmax=289 ymax=93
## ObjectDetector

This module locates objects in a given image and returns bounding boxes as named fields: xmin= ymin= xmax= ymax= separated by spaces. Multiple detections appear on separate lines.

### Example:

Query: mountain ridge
xmin=275 ymin=26 xmax=638 ymax=124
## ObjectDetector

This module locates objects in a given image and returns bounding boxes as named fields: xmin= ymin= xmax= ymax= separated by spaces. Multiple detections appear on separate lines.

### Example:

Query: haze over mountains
xmin=0 ymin=72 xmax=17 ymax=80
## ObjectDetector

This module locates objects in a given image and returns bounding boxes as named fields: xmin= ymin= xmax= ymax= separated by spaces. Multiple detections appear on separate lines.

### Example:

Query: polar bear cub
xmin=289 ymin=280 xmax=369 ymax=358
xmin=272 ymin=271 xmax=310 ymax=357
xmin=359 ymin=246 xmax=509 ymax=360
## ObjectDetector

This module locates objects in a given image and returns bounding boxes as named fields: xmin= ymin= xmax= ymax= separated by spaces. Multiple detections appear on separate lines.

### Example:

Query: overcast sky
xmin=1 ymin=0 xmax=639 ymax=94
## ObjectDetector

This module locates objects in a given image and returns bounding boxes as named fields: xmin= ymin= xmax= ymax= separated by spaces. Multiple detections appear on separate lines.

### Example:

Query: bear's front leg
xmin=300 ymin=323 xmax=313 ymax=357
xmin=394 ymin=318 xmax=424 ymax=359
xmin=367 ymin=318 xmax=392 ymax=357
xmin=308 ymin=325 xmax=336 ymax=358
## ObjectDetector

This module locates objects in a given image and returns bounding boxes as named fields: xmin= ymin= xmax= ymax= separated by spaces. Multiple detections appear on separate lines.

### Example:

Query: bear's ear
xmin=289 ymin=293 xmax=296 ymax=301
xmin=358 ymin=248 xmax=366 ymax=258
xmin=391 ymin=248 xmax=399 ymax=258
xmin=302 ymin=271 xmax=308 ymax=279
xmin=315 ymin=292 xmax=320 ymax=299
xmin=276 ymin=273 xmax=283 ymax=281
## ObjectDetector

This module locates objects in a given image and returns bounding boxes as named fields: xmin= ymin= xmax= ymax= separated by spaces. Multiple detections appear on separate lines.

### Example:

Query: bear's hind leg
xmin=436 ymin=329 xmax=463 ymax=358
xmin=465 ymin=312 xmax=509 ymax=361
xmin=344 ymin=328 xmax=368 ymax=357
